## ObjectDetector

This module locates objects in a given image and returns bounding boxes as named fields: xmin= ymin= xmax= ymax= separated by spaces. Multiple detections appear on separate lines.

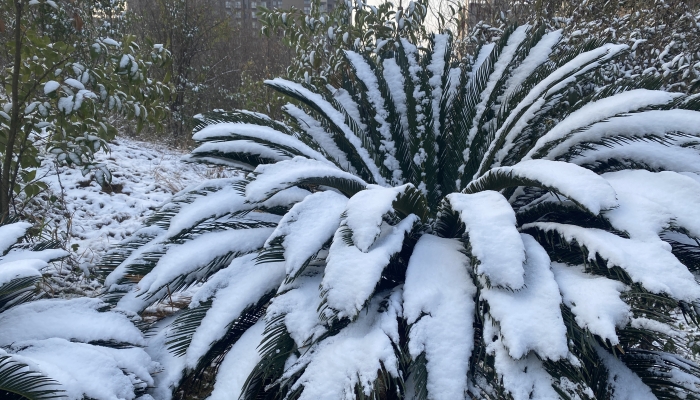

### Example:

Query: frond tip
xmin=0 ymin=355 xmax=64 ymax=400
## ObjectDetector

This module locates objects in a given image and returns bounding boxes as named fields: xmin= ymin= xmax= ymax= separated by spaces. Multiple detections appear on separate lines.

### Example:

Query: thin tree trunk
xmin=1 ymin=0 xmax=23 ymax=221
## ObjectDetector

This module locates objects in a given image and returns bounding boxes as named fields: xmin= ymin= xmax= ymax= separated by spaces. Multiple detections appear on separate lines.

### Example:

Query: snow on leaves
xmin=467 ymin=159 xmax=619 ymax=215
xmin=404 ymin=235 xmax=475 ymax=399
xmin=524 ymin=222 xmax=700 ymax=301
xmin=322 ymin=214 xmax=417 ymax=320
xmin=446 ymin=191 xmax=526 ymax=289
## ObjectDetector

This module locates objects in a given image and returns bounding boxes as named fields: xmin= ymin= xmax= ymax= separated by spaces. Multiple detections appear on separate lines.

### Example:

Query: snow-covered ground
xmin=35 ymin=137 xmax=231 ymax=273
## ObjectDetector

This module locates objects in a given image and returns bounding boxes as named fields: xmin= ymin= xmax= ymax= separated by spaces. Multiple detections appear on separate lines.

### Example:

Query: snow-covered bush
xmin=102 ymin=24 xmax=700 ymax=399
xmin=0 ymin=221 xmax=158 ymax=400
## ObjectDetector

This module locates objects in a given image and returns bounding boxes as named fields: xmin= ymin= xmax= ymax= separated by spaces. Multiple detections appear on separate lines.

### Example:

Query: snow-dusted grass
xmin=34 ymin=137 xmax=233 ymax=272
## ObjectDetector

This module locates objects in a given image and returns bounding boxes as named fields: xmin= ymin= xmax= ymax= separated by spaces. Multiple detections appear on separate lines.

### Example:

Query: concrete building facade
xmin=223 ymin=0 xmax=335 ymax=28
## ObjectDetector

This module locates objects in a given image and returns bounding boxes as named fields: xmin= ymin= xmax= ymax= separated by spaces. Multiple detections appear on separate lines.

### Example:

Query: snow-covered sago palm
xmin=0 ymin=221 xmax=157 ymax=400
xmin=101 ymin=25 xmax=700 ymax=399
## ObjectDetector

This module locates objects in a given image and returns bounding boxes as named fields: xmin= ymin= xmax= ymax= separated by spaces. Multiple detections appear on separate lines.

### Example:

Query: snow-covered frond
xmin=188 ymin=140 xmax=292 ymax=170
xmin=193 ymin=109 xmax=295 ymax=137
xmin=10 ymin=338 xmax=157 ymax=400
xmin=441 ymin=41 xmax=495 ymax=192
xmin=464 ymin=160 xmax=618 ymax=215
xmin=344 ymin=51 xmax=404 ymax=185
xmin=344 ymin=184 xmax=417 ymax=252
xmin=277 ymin=289 xmax=403 ymax=400
xmin=321 ymin=214 xmax=418 ymax=322
xmin=524 ymin=222 xmax=700 ymax=302
xmin=482 ymin=234 xmax=568 ymax=361
xmin=266 ymin=266 xmax=327 ymax=348
xmin=426 ymin=33 xmax=453 ymax=143
xmin=501 ymin=29 xmax=562 ymax=102
xmin=245 ymin=157 xmax=367 ymax=202
xmin=475 ymin=43 xmax=629 ymax=178
xmin=620 ymin=349 xmax=700 ymax=398
xmin=133 ymin=227 xmax=274 ymax=301
xmin=0 ymin=223 xmax=69 ymax=312
xmin=0 ymin=353 xmax=63 ymax=400
xmin=483 ymin=321 xmax=562 ymax=400
xmin=551 ymin=263 xmax=630 ymax=345
xmin=459 ymin=25 xmax=531 ymax=182
xmin=0 ymin=222 xmax=32 ymax=255
xmin=392 ymin=38 xmax=442 ymax=206
xmin=446 ymin=191 xmax=526 ymax=289
xmin=177 ymin=255 xmax=284 ymax=369
xmin=265 ymin=78 xmax=386 ymax=185
xmin=525 ymin=101 xmax=696 ymax=162
xmin=266 ymin=190 xmax=348 ymax=279
xmin=592 ymin=343 xmax=657 ymax=400
xmin=382 ymin=57 xmax=410 ymax=141
xmin=0 ymin=295 xmax=155 ymax=400
xmin=283 ymin=103 xmax=353 ymax=170
xmin=0 ymin=274 xmax=42 ymax=313
xmin=208 ymin=320 xmax=266 ymax=400
xmin=0 ymin=298 xmax=145 ymax=346
xmin=190 ymin=122 xmax=334 ymax=167
xmin=570 ymin=140 xmax=700 ymax=175
xmin=602 ymin=170 xmax=700 ymax=242
xmin=404 ymin=234 xmax=475 ymax=400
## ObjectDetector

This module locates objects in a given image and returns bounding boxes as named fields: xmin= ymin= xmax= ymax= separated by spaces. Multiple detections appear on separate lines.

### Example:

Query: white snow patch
xmin=482 ymin=234 xmax=568 ymax=360
xmin=246 ymin=157 xmax=366 ymax=202
xmin=404 ymin=235 xmax=476 ymax=399
xmin=266 ymin=190 xmax=347 ymax=277
xmin=524 ymin=222 xmax=700 ymax=301
xmin=446 ymin=191 xmax=525 ymax=289
xmin=208 ymin=320 xmax=266 ymax=400
xmin=551 ymin=263 xmax=630 ymax=344
xmin=0 ymin=297 xmax=144 ymax=346
xmin=468 ymin=159 xmax=618 ymax=214
xmin=322 ymin=215 xmax=417 ymax=320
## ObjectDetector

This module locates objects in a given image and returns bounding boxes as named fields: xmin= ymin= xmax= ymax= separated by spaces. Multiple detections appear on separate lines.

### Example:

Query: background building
xmin=223 ymin=0 xmax=335 ymax=28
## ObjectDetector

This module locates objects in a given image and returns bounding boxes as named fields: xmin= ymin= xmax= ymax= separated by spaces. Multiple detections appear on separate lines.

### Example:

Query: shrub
xmin=102 ymin=24 xmax=700 ymax=399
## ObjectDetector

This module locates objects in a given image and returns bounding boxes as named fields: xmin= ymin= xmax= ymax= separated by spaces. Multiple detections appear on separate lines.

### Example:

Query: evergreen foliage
xmin=0 ymin=0 xmax=170 ymax=219
xmin=102 ymin=22 xmax=700 ymax=399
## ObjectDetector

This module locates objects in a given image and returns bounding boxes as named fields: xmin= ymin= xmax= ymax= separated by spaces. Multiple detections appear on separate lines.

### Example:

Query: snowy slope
xmin=35 ymin=137 xmax=234 ymax=272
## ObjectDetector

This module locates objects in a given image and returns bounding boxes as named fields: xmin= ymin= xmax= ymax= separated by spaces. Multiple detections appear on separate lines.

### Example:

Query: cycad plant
xmin=102 ymin=24 xmax=700 ymax=399
xmin=0 ymin=221 xmax=157 ymax=400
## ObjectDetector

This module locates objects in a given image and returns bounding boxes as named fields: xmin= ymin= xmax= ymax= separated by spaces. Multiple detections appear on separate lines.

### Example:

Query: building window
xmin=251 ymin=1 xmax=256 ymax=7
xmin=225 ymin=1 xmax=232 ymax=8
xmin=235 ymin=1 xmax=241 ymax=7
xmin=251 ymin=11 xmax=256 ymax=18
xmin=235 ymin=10 xmax=241 ymax=17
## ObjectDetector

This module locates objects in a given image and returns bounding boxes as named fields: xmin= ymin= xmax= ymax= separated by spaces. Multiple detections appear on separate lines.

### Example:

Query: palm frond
xmin=0 ymin=356 xmax=64 ymax=400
